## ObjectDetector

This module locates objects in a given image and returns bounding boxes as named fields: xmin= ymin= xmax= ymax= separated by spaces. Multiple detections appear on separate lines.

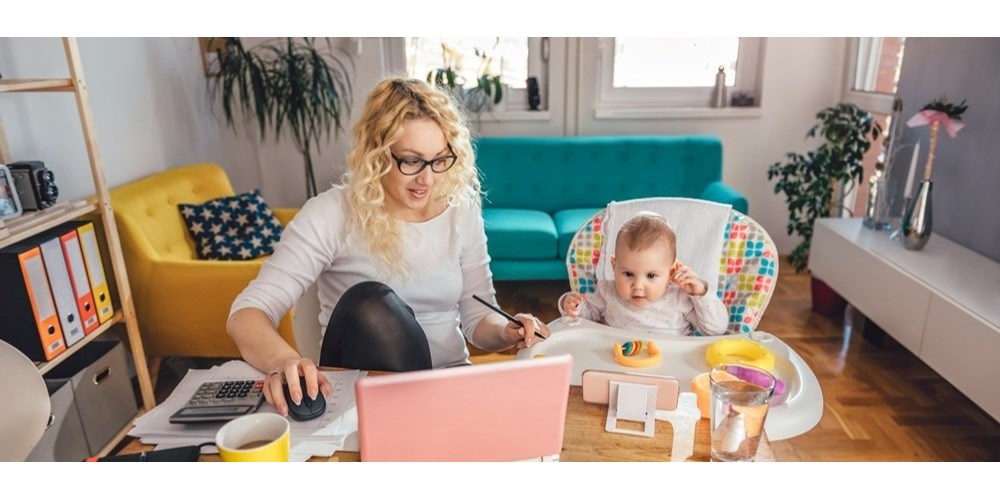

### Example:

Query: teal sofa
xmin=475 ymin=135 xmax=747 ymax=281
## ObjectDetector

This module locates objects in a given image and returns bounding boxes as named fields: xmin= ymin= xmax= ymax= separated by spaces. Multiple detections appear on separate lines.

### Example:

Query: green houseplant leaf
xmin=207 ymin=37 xmax=353 ymax=198
xmin=767 ymin=103 xmax=882 ymax=273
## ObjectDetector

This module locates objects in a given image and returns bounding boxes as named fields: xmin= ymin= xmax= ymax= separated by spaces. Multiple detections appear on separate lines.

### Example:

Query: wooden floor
xmin=153 ymin=267 xmax=1000 ymax=461
xmin=494 ymin=270 xmax=1000 ymax=462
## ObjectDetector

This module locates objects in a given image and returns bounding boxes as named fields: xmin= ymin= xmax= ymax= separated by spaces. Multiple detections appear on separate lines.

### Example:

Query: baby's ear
xmin=610 ymin=255 xmax=616 ymax=269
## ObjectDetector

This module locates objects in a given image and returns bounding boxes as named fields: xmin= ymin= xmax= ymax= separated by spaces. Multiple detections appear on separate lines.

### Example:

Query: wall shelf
xmin=0 ymin=200 xmax=97 ymax=248
xmin=0 ymin=79 xmax=75 ymax=93
xmin=1 ymin=38 xmax=155 ymax=459
xmin=35 ymin=311 xmax=124 ymax=376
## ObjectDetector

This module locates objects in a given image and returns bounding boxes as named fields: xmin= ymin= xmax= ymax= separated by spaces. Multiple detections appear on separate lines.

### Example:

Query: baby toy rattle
xmin=613 ymin=340 xmax=662 ymax=368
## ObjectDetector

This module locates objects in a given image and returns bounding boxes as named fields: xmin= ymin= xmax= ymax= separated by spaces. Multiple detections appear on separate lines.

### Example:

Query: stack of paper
xmin=129 ymin=361 xmax=362 ymax=461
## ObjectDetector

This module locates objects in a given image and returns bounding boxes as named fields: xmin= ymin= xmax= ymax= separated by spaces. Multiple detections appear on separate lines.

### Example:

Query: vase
xmin=901 ymin=179 xmax=932 ymax=250
xmin=462 ymin=89 xmax=492 ymax=114
xmin=711 ymin=66 xmax=727 ymax=108
xmin=862 ymin=160 xmax=893 ymax=230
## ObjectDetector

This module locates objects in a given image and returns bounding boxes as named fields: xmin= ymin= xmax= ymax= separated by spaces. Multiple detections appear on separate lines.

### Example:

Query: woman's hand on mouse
xmin=263 ymin=356 xmax=332 ymax=417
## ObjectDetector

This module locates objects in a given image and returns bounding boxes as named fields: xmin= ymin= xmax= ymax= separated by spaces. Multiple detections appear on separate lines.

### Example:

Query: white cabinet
xmin=921 ymin=295 xmax=1000 ymax=419
xmin=810 ymin=218 xmax=1000 ymax=421
xmin=809 ymin=224 xmax=931 ymax=354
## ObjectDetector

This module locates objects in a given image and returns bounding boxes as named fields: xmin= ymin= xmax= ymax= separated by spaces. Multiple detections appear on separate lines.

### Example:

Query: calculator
xmin=169 ymin=379 xmax=266 ymax=424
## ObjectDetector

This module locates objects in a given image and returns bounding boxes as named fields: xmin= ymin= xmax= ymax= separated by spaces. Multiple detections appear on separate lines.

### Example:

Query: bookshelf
xmin=0 ymin=38 xmax=155 ymax=455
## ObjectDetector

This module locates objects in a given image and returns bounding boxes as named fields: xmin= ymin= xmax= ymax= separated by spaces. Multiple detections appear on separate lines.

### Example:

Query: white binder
xmin=39 ymin=237 xmax=85 ymax=347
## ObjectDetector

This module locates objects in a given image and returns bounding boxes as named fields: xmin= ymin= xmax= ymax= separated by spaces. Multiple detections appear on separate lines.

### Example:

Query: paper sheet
xmin=129 ymin=361 xmax=362 ymax=459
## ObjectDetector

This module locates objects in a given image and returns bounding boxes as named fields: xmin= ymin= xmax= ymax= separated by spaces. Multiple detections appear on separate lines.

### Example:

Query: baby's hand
xmin=671 ymin=261 xmax=708 ymax=296
xmin=561 ymin=292 xmax=585 ymax=317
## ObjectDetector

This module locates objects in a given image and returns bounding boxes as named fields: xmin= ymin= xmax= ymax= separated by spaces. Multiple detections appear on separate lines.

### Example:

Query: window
xmin=844 ymin=37 xmax=906 ymax=114
xmin=613 ymin=38 xmax=739 ymax=88
xmin=405 ymin=37 xmax=549 ymax=111
xmin=596 ymin=37 xmax=764 ymax=113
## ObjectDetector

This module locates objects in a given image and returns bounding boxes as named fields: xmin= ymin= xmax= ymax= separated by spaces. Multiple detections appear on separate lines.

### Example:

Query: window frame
xmin=842 ymin=37 xmax=902 ymax=115
xmin=594 ymin=37 xmax=765 ymax=111
xmin=403 ymin=37 xmax=550 ymax=113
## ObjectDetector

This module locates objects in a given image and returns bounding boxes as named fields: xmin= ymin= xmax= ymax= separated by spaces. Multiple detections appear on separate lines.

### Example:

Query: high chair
xmin=565 ymin=198 xmax=778 ymax=334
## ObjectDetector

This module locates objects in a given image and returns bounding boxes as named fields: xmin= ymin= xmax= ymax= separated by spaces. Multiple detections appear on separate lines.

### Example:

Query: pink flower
xmin=906 ymin=110 xmax=965 ymax=138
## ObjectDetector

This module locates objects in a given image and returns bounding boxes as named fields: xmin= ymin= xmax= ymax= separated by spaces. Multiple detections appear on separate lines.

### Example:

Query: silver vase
xmin=902 ymin=180 xmax=932 ymax=250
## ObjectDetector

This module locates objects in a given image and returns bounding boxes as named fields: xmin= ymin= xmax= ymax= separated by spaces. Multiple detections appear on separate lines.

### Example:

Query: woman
xmin=227 ymin=78 xmax=548 ymax=416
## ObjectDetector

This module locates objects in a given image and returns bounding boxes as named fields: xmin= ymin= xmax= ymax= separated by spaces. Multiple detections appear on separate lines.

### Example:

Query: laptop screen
xmin=356 ymin=355 xmax=572 ymax=462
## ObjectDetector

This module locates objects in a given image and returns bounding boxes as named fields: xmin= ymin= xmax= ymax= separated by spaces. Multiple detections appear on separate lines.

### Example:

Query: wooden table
xmin=563 ymin=387 xmax=773 ymax=462
xmin=121 ymin=385 xmax=773 ymax=462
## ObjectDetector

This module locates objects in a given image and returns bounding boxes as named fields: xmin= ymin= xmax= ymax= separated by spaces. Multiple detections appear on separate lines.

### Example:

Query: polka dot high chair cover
xmin=565 ymin=201 xmax=778 ymax=334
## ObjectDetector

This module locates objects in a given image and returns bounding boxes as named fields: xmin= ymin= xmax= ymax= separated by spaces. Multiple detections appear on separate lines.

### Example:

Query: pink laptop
xmin=356 ymin=355 xmax=572 ymax=462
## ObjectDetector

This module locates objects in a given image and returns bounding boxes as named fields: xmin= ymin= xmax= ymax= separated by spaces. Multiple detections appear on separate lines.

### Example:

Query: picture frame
xmin=199 ymin=37 xmax=226 ymax=77
xmin=0 ymin=164 xmax=24 ymax=221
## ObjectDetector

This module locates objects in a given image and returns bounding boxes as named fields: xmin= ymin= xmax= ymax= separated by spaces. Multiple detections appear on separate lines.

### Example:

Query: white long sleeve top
xmin=229 ymin=187 xmax=497 ymax=368
xmin=560 ymin=280 xmax=729 ymax=337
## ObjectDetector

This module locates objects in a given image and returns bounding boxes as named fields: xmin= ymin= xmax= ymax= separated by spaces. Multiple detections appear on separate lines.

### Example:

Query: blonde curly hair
xmin=343 ymin=77 xmax=481 ymax=277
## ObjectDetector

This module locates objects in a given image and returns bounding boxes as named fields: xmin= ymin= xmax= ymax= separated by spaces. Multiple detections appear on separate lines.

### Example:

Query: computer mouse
xmin=282 ymin=377 xmax=327 ymax=422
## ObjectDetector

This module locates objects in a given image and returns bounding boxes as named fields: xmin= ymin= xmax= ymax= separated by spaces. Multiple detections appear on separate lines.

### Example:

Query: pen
xmin=472 ymin=294 xmax=547 ymax=340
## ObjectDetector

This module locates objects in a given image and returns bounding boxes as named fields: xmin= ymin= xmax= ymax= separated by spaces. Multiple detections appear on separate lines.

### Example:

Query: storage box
xmin=26 ymin=379 xmax=89 ymax=462
xmin=44 ymin=340 xmax=137 ymax=454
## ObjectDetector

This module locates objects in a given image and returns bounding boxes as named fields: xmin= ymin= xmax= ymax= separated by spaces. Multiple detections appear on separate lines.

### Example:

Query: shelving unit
xmin=0 ymin=38 xmax=155 ymax=455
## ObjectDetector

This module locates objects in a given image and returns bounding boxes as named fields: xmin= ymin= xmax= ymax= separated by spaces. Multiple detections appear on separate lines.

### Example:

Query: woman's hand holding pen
xmin=472 ymin=294 xmax=549 ymax=349
xmin=501 ymin=312 xmax=550 ymax=349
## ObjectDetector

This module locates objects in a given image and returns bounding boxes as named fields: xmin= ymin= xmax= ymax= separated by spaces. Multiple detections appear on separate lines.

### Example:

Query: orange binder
xmin=76 ymin=222 xmax=114 ymax=323
xmin=56 ymin=225 xmax=99 ymax=334
xmin=0 ymin=243 xmax=67 ymax=361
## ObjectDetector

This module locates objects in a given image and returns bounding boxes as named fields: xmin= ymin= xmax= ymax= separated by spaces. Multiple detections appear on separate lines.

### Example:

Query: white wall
xmin=571 ymin=38 xmax=848 ymax=254
xmin=2 ymin=37 xmax=847 ymax=255
xmin=424 ymin=38 xmax=847 ymax=254
xmin=221 ymin=38 xmax=398 ymax=208
xmin=0 ymin=38 xmax=230 ymax=201
xmin=364 ymin=37 xmax=848 ymax=254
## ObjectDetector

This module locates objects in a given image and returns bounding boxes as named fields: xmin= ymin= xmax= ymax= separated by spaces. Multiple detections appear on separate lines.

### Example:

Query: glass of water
xmin=709 ymin=364 xmax=776 ymax=462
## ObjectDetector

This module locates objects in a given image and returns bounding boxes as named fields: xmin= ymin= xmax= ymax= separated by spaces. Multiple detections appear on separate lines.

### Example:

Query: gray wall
xmin=894 ymin=38 xmax=1000 ymax=262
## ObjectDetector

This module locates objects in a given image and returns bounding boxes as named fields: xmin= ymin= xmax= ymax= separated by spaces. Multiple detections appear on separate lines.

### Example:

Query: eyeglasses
xmin=390 ymin=146 xmax=458 ymax=176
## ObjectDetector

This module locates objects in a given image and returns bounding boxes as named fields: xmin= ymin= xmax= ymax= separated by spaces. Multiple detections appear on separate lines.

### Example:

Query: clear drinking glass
xmin=709 ymin=364 xmax=776 ymax=462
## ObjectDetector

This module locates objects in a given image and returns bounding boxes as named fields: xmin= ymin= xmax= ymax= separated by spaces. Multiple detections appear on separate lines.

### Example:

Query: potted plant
xmin=207 ymin=37 xmax=353 ymax=198
xmin=426 ymin=41 xmax=504 ymax=115
xmin=767 ymin=103 xmax=882 ymax=315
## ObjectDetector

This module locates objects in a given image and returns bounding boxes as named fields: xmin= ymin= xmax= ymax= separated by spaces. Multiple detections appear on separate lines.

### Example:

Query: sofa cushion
xmin=482 ymin=208 xmax=557 ymax=260
xmin=475 ymin=136 xmax=724 ymax=213
xmin=553 ymin=208 xmax=603 ymax=260
xmin=178 ymin=190 xmax=283 ymax=260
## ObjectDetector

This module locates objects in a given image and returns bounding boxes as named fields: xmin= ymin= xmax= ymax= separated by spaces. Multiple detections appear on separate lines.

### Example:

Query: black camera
xmin=7 ymin=161 xmax=59 ymax=211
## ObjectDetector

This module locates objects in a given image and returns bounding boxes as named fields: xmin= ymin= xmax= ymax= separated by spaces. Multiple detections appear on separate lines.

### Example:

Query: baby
xmin=560 ymin=212 xmax=729 ymax=336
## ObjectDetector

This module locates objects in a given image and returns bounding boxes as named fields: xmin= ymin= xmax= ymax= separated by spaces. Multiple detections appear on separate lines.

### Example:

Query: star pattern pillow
xmin=178 ymin=190 xmax=283 ymax=261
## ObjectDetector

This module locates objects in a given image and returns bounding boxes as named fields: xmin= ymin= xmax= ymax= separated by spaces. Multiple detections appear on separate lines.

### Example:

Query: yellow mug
xmin=215 ymin=413 xmax=290 ymax=462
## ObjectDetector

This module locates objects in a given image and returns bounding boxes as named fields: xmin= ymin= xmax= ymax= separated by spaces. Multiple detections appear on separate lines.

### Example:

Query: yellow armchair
xmin=110 ymin=163 xmax=297 ymax=359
